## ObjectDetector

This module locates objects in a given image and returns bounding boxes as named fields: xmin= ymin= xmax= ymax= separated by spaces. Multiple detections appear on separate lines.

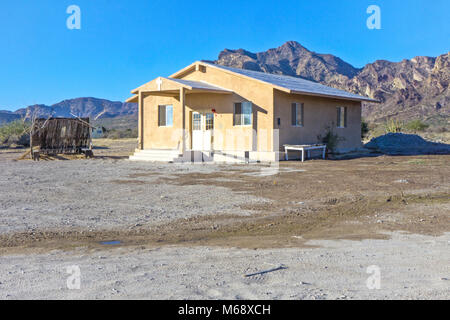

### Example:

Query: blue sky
xmin=0 ymin=0 xmax=449 ymax=110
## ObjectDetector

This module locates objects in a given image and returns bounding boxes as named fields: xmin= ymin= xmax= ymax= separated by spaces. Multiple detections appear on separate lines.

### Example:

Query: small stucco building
xmin=126 ymin=61 xmax=376 ymax=162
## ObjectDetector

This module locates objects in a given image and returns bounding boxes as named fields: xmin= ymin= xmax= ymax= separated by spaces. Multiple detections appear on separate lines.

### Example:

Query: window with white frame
xmin=291 ymin=103 xmax=304 ymax=127
xmin=233 ymin=102 xmax=252 ymax=126
xmin=205 ymin=113 xmax=214 ymax=130
xmin=158 ymin=105 xmax=173 ymax=127
xmin=337 ymin=106 xmax=347 ymax=128
xmin=192 ymin=113 xmax=201 ymax=130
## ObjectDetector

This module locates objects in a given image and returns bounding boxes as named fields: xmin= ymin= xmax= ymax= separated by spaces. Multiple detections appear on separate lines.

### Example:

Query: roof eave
xmin=131 ymin=77 xmax=195 ymax=95
xmin=163 ymin=77 xmax=194 ymax=90
xmin=126 ymin=95 xmax=138 ymax=103
xmin=152 ymin=61 xmax=380 ymax=103
xmin=197 ymin=62 xmax=291 ymax=93
xmin=171 ymin=61 xmax=290 ymax=93
xmin=169 ymin=62 xmax=199 ymax=78
xmin=290 ymin=90 xmax=379 ymax=103
xmin=188 ymin=88 xmax=233 ymax=94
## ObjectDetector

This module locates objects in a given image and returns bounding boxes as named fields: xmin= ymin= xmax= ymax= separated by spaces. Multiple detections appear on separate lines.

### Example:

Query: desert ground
xmin=0 ymin=139 xmax=449 ymax=299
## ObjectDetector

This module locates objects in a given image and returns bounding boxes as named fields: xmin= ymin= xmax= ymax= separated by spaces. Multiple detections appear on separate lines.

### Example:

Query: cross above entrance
xmin=156 ymin=77 xmax=163 ymax=91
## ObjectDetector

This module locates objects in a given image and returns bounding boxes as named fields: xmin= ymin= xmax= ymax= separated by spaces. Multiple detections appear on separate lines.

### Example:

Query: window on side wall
xmin=291 ymin=103 xmax=304 ymax=127
xmin=233 ymin=102 xmax=252 ymax=126
xmin=158 ymin=105 xmax=173 ymax=127
xmin=337 ymin=106 xmax=347 ymax=128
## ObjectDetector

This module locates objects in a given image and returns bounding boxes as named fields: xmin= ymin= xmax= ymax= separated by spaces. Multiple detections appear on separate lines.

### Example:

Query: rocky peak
xmin=214 ymin=42 xmax=449 ymax=123
xmin=216 ymin=41 xmax=360 ymax=83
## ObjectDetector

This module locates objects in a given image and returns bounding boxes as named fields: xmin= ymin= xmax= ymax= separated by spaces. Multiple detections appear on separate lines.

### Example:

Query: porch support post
xmin=138 ymin=90 xmax=144 ymax=150
xmin=180 ymin=87 xmax=186 ymax=153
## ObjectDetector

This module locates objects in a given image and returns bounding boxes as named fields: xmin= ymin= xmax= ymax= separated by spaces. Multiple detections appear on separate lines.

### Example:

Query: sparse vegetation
xmin=0 ymin=120 xmax=30 ymax=146
xmin=103 ymin=128 xmax=138 ymax=139
xmin=92 ymin=114 xmax=138 ymax=131
xmin=404 ymin=119 xmax=429 ymax=132
xmin=364 ymin=116 xmax=449 ymax=145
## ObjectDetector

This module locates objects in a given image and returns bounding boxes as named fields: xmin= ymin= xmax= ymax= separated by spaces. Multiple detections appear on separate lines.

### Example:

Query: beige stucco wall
xmin=140 ymin=77 xmax=187 ymax=150
xmin=142 ymin=92 xmax=267 ymax=152
xmin=179 ymin=67 xmax=275 ymax=152
xmin=142 ymin=66 xmax=276 ymax=152
xmin=140 ymin=64 xmax=362 ymax=154
xmin=274 ymin=90 xmax=362 ymax=152
xmin=142 ymin=94 xmax=182 ymax=150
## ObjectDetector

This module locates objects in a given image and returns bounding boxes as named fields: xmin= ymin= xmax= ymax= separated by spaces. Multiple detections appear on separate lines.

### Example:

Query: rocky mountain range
xmin=0 ymin=97 xmax=137 ymax=125
xmin=1 ymin=41 xmax=448 ymax=127
xmin=213 ymin=41 xmax=449 ymax=124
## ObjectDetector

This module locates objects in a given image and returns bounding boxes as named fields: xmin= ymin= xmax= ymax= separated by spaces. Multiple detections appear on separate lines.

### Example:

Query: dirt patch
xmin=1 ymin=191 xmax=448 ymax=255
xmin=0 ymin=139 xmax=448 ymax=255
xmin=110 ymin=179 xmax=148 ymax=185
xmin=127 ymin=172 xmax=160 ymax=179
xmin=92 ymin=138 xmax=137 ymax=158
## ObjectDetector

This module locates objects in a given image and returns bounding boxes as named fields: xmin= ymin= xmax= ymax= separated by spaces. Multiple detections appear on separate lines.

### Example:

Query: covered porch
xmin=126 ymin=76 xmax=233 ymax=159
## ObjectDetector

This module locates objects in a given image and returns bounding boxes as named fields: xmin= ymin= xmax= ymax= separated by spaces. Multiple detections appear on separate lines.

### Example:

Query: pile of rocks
xmin=365 ymin=133 xmax=450 ymax=155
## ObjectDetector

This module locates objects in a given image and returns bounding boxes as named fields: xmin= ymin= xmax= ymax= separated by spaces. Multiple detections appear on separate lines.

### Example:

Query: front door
xmin=192 ymin=112 xmax=214 ymax=151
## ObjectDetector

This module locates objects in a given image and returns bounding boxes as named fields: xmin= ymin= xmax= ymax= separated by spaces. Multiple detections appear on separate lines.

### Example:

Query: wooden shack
xmin=30 ymin=117 xmax=93 ymax=160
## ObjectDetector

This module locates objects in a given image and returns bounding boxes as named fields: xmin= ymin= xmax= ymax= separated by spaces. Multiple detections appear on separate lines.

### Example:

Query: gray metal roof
xmin=202 ymin=62 xmax=376 ymax=102
xmin=165 ymin=77 xmax=232 ymax=92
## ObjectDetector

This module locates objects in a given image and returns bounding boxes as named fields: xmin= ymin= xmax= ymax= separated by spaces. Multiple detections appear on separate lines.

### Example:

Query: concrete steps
xmin=174 ymin=150 xmax=214 ymax=163
xmin=129 ymin=149 xmax=182 ymax=162
xmin=129 ymin=149 xmax=280 ymax=163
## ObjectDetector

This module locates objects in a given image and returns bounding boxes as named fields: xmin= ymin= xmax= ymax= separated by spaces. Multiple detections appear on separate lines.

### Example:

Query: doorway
xmin=192 ymin=112 xmax=214 ymax=151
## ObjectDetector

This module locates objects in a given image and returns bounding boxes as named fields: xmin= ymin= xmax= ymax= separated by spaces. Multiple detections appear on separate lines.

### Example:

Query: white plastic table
xmin=284 ymin=144 xmax=326 ymax=162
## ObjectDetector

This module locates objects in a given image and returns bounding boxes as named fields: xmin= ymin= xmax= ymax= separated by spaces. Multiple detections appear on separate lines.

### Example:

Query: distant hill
xmin=0 ymin=110 xmax=21 ymax=124
xmin=213 ymin=41 xmax=449 ymax=124
xmin=0 ymin=97 xmax=138 ymax=128
xmin=14 ymin=97 xmax=137 ymax=120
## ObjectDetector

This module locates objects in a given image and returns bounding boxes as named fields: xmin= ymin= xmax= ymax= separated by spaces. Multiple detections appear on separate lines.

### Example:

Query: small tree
xmin=318 ymin=125 xmax=344 ymax=154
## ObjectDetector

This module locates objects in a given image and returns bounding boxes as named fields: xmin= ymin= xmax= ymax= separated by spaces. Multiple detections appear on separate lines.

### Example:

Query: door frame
xmin=190 ymin=111 xmax=214 ymax=151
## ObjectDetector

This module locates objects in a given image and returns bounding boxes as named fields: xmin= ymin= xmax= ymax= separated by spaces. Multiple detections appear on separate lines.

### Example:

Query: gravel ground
xmin=0 ymin=232 xmax=448 ymax=300
xmin=0 ymin=159 xmax=266 ymax=234
xmin=0 ymin=144 xmax=448 ymax=300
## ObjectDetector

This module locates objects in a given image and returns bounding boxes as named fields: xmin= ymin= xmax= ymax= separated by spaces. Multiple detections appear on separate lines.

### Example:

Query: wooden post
xmin=30 ymin=125 xmax=33 ymax=160
xmin=138 ymin=91 xmax=144 ymax=150
xmin=180 ymin=87 xmax=186 ymax=154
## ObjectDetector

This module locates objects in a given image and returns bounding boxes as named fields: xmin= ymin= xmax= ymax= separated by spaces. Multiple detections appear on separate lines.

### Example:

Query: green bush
xmin=318 ymin=126 xmax=344 ymax=153
xmin=0 ymin=120 xmax=30 ymax=146
xmin=361 ymin=120 xmax=370 ymax=139
xmin=404 ymin=120 xmax=429 ymax=132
